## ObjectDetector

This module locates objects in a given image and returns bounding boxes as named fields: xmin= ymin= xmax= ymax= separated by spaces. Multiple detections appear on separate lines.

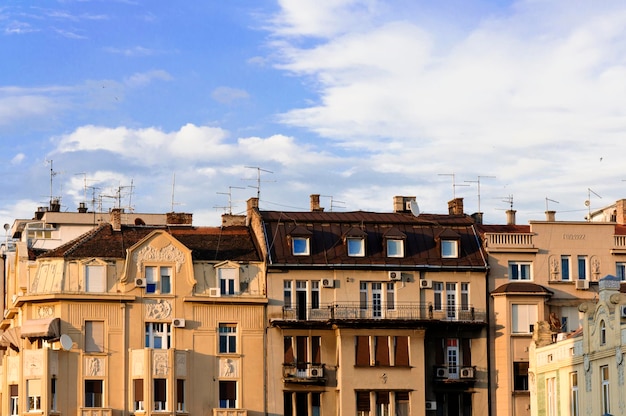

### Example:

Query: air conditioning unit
xmin=435 ymin=367 xmax=448 ymax=378
xmin=426 ymin=401 xmax=437 ymax=410
xmin=209 ymin=287 xmax=221 ymax=297
xmin=575 ymin=279 xmax=589 ymax=290
xmin=420 ymin=279 xmax=433 ymax=289
xmin=321 ymin=278 xmax=334 ymax=288
xmin=309 ymin=366 xmax=324 ymax=377
xmin=134 ymin=278 xmax=146 ymax=288
xmin=388 ymin=271 xmax=402 ymax=281
xmin=172 ymin=318 xmax=185 ymax=328
xmin=460 ymin=367 xmax=475 ymax=379
xmin=621 ymin=305 xmax=626 ymax=318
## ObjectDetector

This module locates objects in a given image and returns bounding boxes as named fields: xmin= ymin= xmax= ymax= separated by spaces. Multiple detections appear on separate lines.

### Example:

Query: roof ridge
xmin=61 ymin=224 xmax=110 ymax=257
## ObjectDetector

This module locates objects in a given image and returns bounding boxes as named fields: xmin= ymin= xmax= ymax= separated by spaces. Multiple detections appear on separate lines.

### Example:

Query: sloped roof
xmin=491 ymin=282 xmax=553 ymax=295
xmin=39 ymin=224 xmax=261 ymax=262
xmin=476 ymin=224 xmax=532 ymax=234
xmin=259 ymin=210 xmax=486 ymax=269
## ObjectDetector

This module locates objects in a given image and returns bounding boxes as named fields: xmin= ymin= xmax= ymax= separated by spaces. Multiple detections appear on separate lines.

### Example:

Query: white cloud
xmin=124 ymin=70 xmax=173 ymax=88
xmin=211 ymin=87 xmax=250 ymax=105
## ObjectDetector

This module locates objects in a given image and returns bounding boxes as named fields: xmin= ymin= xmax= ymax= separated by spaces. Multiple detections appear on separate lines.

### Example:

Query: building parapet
xmin=483 ymin=233 xmax=537 ymax=252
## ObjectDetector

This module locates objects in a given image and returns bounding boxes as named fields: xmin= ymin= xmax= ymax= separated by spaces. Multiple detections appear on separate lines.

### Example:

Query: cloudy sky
xmin=1 ymin=0 xmax=625 ymax=229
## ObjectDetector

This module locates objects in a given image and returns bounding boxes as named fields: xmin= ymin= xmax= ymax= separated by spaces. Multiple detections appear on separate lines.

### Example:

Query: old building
xmin=478 ymin=205 xmax=626 ymax=416
xmin=0 ymin=210 xmax=266 ymax=416
xmin=249 ymin=195 xmax=490 ymax=416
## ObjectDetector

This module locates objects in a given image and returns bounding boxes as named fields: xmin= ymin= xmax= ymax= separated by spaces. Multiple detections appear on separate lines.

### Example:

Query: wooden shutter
xmin=177 ymin=379 xmax=184 ymax=403
xmin=394 ymin=336 xmax=410 ymax=366
xmin=355 ymin=336 xmax=370 ymax=366
xmin=154 ymin=379 xmax=166 ymax=402
xmin=134 ymin=379 xmax=143 ymax=401
xmin=220 ymin=381 xmax=236 ymax=400
xmin=284 ymin=336 xmax=294 ymax=363
xmin=461 ymin=338 xmax=471 ymax=366
xmin=296 ymin=336 xmax=307 ymax=369
xmin=10 ymin=384 xmax=18 ymax=396
xmin=376 ymin=391 xmax=390 ymax=404
xmin=356 ymin=391 xmax=370 ymax=411
xmin=375 ymin=336 xmax=390 ymax=366
xmin=312 ymin=336 xmax=321 ymax=364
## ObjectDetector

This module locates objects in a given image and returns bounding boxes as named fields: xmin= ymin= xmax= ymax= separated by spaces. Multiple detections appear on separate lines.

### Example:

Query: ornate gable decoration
xmin=134 ymin=243 xmax=185 ymax=275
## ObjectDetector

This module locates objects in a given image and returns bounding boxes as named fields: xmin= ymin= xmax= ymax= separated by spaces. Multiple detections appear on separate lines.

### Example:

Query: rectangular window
xmin=85 ymin=320 xmax=105 ymax=353
xmin=284 ymin=392 xmax=321 ymax=416
xmin=509 ymin=262 xmax=531 ymax=280
xmin=311 ymin=281 xmax=320 ymax=310
xmin=386 ymin=239 xmax=404 ymax=257
xmin=356 ymin=336 xmax=370 ymax=367
xmin=85 ymin=380 xmax=103 ymax=407
xmin=374 ymin=336 xmax=390 ymax=366
xmin=512 ymin=304 xmax=538 ymax=334
xmin=395 ymin=391 xmax=409 ymax=416
xmin=441 ymin=240 xmax=458 ymax=258
xmin=357 ymin=391 xmax=371 ymax=414
xmin=547 ymin=376 xmax=557 ymax=416
xmin=10 ymin=384 xmax=18 ymax=416
xmin=219 ymin=323 xmax=237 ymax=354
xmin=347 ymin=238 xmax=365 ymax=256
xmin=154 ymin=378 xmax=167 ymax=411
xmin=219 ymin=267 xmax=238 ymax=295
xmin=284 ymin=336 xmax=294 ymax=363
xmin=85 ymin=264 xmax=106 ymax=293
xmin=284 ymin=280 xmax=292 ymax=308
xmin=51 ymin=378 xmax=57 ymax=411
xmin=145 ymin=323 xmax=171 ymax=349
xmin=386 ymin=283 xmax=395 ymax=310
xmin=461 ymin=283 xmax=469 ymax=311
xmin=513 ymin=362 xmax=529 ymax=391
xmin=176 ymin=379 xmax=185 ymax=412
xmin=570 ymin=372 xmax=579 ymax=416
xmin=434 ymin=282 xmax=443 ymax=311
xmin=27 ymin=379 xmax=42 ymax=411
xmin=134 ymin=379 xmax=144 ymax=412
xmin=219 ymin=381 xmax=237 ymax=408
xmin=561 ymin=255 xmax=571 ymax=280
xmin=360 ymin=282 xmax=368 ymax=310
xmin=292 ymin=237 xmax=310 ymax=255
xmin=617 ymin=262 xmax=626 ymax=281
xmin=145 ymin=266 xmax=173 ymax=294
xmin=601 ymin=365 xmax=610 ymax=415
xmin=376 ymin=391 xmax=390 ymax=415
xmin=577 ymin=256 xmax=587 ymax=280
xmin=394 ymin=336 xmax=410 ymax=366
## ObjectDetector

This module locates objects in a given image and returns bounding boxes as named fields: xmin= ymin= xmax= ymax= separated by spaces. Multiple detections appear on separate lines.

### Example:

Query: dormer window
xmin=384 ymin=227 xmax=406 ymax=258
xmin=288 ymin=225 xmax=312 ymax=256
xmin=437 ymin=228 xmax=461 ymax=259
xmin=344 ymin=227 xmax=367 ymax=257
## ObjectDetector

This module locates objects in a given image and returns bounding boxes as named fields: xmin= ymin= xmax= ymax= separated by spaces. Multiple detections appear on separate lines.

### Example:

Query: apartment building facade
xmin=0 ymin=210 xmax=266 ymax=416
xmin=478 ymin=205 xmax=626 ymax=416
xmin=249 ymin=195 xmax=490 ymax=416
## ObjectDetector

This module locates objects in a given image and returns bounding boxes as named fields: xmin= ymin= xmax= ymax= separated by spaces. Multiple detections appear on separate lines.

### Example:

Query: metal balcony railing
xmin=283 ymin=362 xmax=326 ymax=382
xmin=433 ymin=365 xmax=477 ymax=381
xmin=280 ymin=303 xmax=486 ymax=323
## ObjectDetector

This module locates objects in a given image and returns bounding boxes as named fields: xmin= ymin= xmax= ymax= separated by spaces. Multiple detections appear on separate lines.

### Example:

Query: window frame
xmin=347 ymin=237 xmax=365 ymax=257
xmin=144 ymin=265 xmax=173 ymax=295
xmin=10 ymin=384 xmax=18 ymax=416
xmin=570 ymin=372 xmax=579 ymax=416
xmin=509 ymin=261 xmax=532 ymax=281
xmin=577 ymin=256 xmax=588 ymax=280
xmin=85 ymin=264 xmax=106 ymax=293
xmin=84 ymin=379 xmax=103 ymax=408
xmin=219 ymin=323 xmax=237 ymax=354
xmin=512 ymin=304 xmax=538 ymax=334
xmin=27 ymin=379 xmax=42 ymax=412
xmin=617 ymin=262 xmax=626 ymax=281
xmin=601 ymin=365 xmax=610 ymax=415
xmin=176 ymin=379 xmax=185 ymax=412
xmin=561 ymin=255 xmax=571 ymax=281
xmin=292 ymin=237 xmax=310 ymax=256
xmin=85 ymin=320 xmax=105 ymax=353
xmin=441 ymin=240 xmax=459 ymax=258
xmin=218 ymin=267 xmax=239 ymax=296
xmin=386 ymin=238 xmax=404 ymax=258
xmin=154 ymin=378 xmax=168 ymax=411
xmin=134 ymin=379 xmax=144 ymax=412
xmin=219 ymin=380 xmax=237 ymax=409
xmin=513 ymin=361 xmax=529 ymax=391
xmin=145 ymin=322 xmax=172 ymax=349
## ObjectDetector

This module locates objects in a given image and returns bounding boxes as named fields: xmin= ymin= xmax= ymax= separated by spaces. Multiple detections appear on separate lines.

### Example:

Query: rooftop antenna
xmin=47 ymin=160 xmax=63 ymax=206
xmin=545 ymin=197 xmax=559 ymax=211
xmin=321 ymin=195 xmax=345 ymax=212
xmin=217 ymin=186 xmax=246 ymax=214
xmin=585 ymin=188 xmax=602 ymax=221
xmin=171 ymin=173 xmax=182 ymax=212
xmin=502 ymin=194 xmax=514 ymax=210
xmin=439 ymin=173 xmax=469 ymax=199
xmin=244 ymin=166 xmax=274 ymax=201
xmin=465 ymin=175 xmax=496 ymax=213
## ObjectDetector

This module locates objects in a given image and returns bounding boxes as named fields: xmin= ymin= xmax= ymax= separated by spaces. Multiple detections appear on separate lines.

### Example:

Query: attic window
xmin=347 ymin=238 xmax=365 ymax=256
xmin=384 ymin=228 xmax=406 ymax=258
xmin=292 ymin=237 xmax=310 ymax=256
xmin=441 ymin=240 xmax=458 ymax=258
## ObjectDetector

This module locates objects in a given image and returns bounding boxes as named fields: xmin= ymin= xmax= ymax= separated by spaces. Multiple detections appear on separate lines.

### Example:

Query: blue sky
xmin=1 ymin=0 xmax=626 ymax=228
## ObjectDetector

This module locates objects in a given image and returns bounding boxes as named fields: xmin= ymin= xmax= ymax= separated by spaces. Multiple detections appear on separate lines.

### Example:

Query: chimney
xmin=393 ymin=196 xmax=416 ymax=213
xmin=110 ymin=208 xmax=123 ymax=231
xmin=310 ymin=194 xmax=324 ymax=212
xmin=247 ymin=197 xmax=259 ymax=217
xmin=222 ymin=214 xmax=246 ymax=227
xmin=506 ymin=209 xmax=517 ymax=225
xmin=545 ymin=211 xmax=556 ymax=221
xmin=166 ymin=212 xmax=193 ymax=225
xmin=448 ymin=198 xmax=464 ymax=215
xmin=616 ymin=199 xmax=626 ymax=225
xmin=78 ymin=202 xmax=88 ymax=213
xmin=471 ymin=212 xmax=483 ymax=224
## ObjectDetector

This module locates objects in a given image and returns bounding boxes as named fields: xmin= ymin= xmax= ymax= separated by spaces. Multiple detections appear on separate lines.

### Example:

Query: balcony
xmin=433 ymin=366 xmax=477 ymax=382
xmin=213 ymin=410 xmax=247 ymax=416
xmin=283 ymin=362 xmax=327 ymax=385
xmin=483 ymin=233 xmax=537 ymax=252
xmin=79 ymin=408 xmax=112 ymax=416
xmin=278 ymin=303 xmax=486 ymax=323
xmin=613 ymin=235 xmax=626 ymax=253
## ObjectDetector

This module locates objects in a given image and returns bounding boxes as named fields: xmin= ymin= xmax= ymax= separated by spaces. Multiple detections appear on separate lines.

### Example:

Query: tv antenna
xmin=545 ymin=197 xmax=559 ymax=211
xmin=47 ymin=160 xmax=63 ymax=206
xmin=585 ymin=188 xmax=602 ymax=221
xmin=217 ymin=186 xmax=246 ymax=214
xmin=439 ymin=173 xmax=469 ymax=199
xmin=170 ymin=173 xmax=184 ymax=212
xmin=465 ymin=175 xmax=495 ymax=214
xmin=244 ymin=166 xmax=274 ymax=201
xmin=501 ymin=194 xmax=514 ymax=210
xmin=321 ymin=195 xmax=345 ymax=212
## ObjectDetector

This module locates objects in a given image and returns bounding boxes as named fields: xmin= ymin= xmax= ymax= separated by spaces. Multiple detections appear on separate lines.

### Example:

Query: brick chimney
xmin=506 ymin=209 xmax=517 ymax=225
xmin=110 ymin=208 xmax=123 ymax=231
xmin=166 ymin=213 xmax=193 ymax=225
xmin=310 ymin=194 xmax=324 ymax=212
xmin=222 ymin=214 xmax=246 ymax=227
xmin=448 ymin=198 xmax=464 ymax=215
xmin=394 ymin=196 xmax=416 ymax=213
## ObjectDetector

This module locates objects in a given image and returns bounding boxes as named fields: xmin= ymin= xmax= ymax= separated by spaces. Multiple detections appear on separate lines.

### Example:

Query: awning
xmin=20 ymin=317 xmax=61 ymax=341
xmin=0 ymin=327 xmax=21 ymax=351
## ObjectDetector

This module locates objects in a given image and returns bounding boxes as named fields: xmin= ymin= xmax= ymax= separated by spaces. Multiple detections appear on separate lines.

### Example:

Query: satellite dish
xmin=409 ymin=200 xmax=421 ymax=216
xmin=3 ymin=224 xmax=9 ymax=231
xmin=59 ymin=334 xmax=73 ymax=351
xmin=584 ymin=200 xmax=590 ymax=207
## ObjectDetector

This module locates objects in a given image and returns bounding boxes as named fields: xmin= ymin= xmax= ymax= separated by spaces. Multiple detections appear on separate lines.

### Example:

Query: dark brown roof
xmin=259 ymin=210 xmax=487 ymax=269
xmin=491 ymin=282 xmax=553 ymax=295
xmin=39 ymin=224 xmax=261 ymax=262
xmin=476 ymin=224 xmax=531 ymax=234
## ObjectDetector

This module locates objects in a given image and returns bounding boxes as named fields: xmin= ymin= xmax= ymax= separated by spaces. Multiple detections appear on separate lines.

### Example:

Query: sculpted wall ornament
xmin=86 ymin=356 xmax=104 ymax=377
xmin=37 ymin=305 xmax=54 ymax=318
xmin=176 ymin=352 xmax=187 ymax=377
xmin=145 ymin=299 xmax=172 ymax=320
xmin=153 ymin=350 xmax=169 ymax=376
xmin=134 ymin=243 xmax=185 ymax=274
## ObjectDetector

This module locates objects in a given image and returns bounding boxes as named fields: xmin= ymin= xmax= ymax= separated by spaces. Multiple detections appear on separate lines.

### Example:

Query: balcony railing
xmin=484 ymin=233 xmax=535 ymax=249
xmin=213 ymin=409 xmax=247 ymax=416
xmin=615 ymin=235 xmax=626 ymax=248
xmin=79 ymin=408 xmax=112 ymax=416
xmin=283 ymin=362 xmax=326 ymax=383
xmin=433 ymin=365 xmax=477 ymax=381
xmin=280 ymin=303 xmax=486 ymax=323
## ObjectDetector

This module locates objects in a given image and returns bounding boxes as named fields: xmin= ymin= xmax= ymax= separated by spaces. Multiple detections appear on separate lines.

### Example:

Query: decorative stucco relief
xmin=145 ymin=299 xmax=172 ymax=320
xmin=220 ymin=357 xmax=239 ymax=378
xmin=37 ymin=305 xmax=54 ymax=318
xmin=176 ymin=352 xmax=187 ymax=377
xmin=86 ymin=356 xmax=105 ymax=377
xmin=134 ymin=243 xmax=185 ymax=274
xmin=154 ymin=350 xmax=169 ymax=376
